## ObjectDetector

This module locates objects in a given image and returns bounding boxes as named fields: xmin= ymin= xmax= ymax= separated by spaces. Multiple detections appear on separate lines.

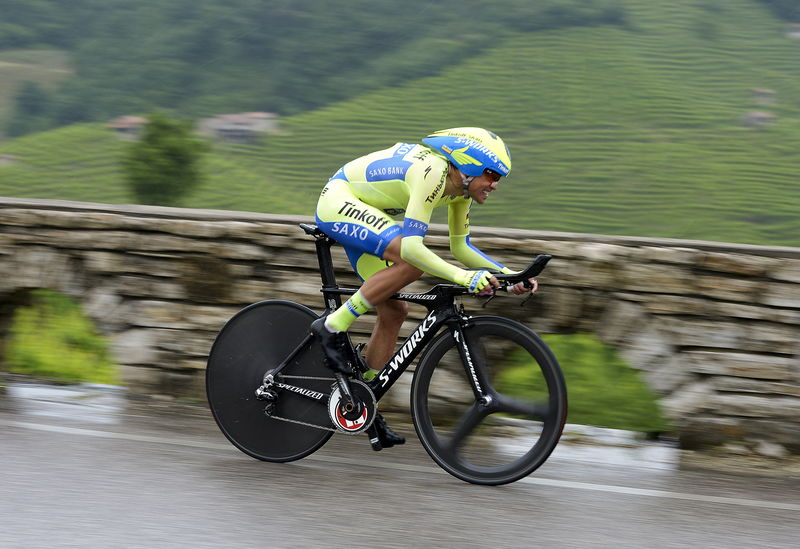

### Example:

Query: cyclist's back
xmin=333 ymin=142 xmax=462 ymax=213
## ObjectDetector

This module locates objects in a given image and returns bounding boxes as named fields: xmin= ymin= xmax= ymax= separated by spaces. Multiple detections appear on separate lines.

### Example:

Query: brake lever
xmin=501 ymin=282 xmax=536 ymax=307
xmin=479 ymin=283 xmax=536 ymax=308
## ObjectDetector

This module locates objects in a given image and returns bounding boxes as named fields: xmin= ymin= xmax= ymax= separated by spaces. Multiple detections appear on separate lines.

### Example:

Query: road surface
xmin=1 ymin=380 xmax=797 ymax=548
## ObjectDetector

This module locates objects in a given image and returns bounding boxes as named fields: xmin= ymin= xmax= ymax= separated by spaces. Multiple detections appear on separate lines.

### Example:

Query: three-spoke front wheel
xmin=411 ymin=317 xmax=567 ymax=485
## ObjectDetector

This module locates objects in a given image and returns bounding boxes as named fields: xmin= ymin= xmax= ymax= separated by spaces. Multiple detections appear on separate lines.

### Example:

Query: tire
xmin=411 ymin=316 xmax=567 ymax=485
xmin=206 ymin=300 xmax=333 ymax=462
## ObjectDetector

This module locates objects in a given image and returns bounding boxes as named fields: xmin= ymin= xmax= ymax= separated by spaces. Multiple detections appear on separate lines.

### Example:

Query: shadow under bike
xmin=206 ymin=223 xmax=567 ymax=485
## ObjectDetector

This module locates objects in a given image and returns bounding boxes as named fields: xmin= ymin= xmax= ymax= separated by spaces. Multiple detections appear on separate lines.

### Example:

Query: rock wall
xmin=1 ymin=198 xmax=798 ymax=455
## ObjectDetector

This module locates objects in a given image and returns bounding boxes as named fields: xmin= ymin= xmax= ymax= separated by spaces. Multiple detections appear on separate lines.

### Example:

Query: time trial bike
xmin=206 ymin=223 xmax=567 ymax=485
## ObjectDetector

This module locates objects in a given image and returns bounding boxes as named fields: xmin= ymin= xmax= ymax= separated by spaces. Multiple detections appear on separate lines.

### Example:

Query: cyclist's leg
xmin=357 ymin=236 xmax=421 ymax=370
xmin=349 ymin=251 xmax=413 ymax=448
xmin=367 ymin=299 xmax=408 ymax=371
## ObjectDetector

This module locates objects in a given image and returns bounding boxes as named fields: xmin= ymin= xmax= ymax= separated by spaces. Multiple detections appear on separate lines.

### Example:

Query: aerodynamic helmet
xmin=421 ymin=127 xmax=511 ymax=178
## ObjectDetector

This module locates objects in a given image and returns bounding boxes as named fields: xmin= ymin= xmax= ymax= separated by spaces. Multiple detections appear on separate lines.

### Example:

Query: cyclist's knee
xmin=383 ymin=240 xmax=423 ymax=276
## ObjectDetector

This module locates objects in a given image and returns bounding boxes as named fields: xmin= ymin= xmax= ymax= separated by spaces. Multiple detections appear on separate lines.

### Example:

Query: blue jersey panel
xmin=402 ymin=217 xmax=429 ymax=238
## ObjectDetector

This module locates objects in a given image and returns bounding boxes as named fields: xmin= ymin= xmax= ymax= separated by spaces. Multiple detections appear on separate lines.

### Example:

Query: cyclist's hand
xmin=460 ymin=270 xmax=497 ymax=294
xmin=510 ymin=278 xmax=538 ymax=295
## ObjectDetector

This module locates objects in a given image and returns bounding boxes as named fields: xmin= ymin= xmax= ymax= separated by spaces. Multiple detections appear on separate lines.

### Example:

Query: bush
xmin=5 ymin=290 xmax=118 ymax=384
xmin=122 ymin=112 xmax=208 ymax=206
xmin=496 ymin=333 xmax=669 ymax=432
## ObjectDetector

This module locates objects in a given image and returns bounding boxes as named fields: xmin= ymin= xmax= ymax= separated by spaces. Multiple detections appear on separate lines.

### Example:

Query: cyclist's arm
xmin=447 ymin=199 xmax=513 ymax=274
xmin=399 ymin=164 xmax=473 ymax=283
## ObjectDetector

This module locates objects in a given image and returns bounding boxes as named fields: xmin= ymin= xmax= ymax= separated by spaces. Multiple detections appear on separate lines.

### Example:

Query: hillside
xmin=1 ymin=0 xmax=799 ymax=246
xmin=0 ymin=0 xmax=622 ymax=135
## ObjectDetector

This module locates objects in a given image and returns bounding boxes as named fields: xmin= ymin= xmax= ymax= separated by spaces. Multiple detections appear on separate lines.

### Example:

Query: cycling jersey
xmin=316 ymin=142 xmax=510 ymax=282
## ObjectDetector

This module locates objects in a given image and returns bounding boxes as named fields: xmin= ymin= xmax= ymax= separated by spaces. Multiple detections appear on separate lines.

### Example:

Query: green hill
xmin=1 ymin=0 xmax=799 ymax=246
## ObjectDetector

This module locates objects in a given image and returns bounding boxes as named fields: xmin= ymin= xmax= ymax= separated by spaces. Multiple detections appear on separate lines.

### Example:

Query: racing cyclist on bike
xmin=311 ymin=127 xmax=538 ymax=448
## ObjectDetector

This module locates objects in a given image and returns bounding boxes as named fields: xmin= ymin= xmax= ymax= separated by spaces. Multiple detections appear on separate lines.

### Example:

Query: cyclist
xmin=311 ymin=127 xmax=538 ymax=448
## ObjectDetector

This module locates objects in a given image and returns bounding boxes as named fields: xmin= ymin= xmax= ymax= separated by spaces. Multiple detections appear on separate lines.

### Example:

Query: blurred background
xmin=0 ymin=0 xmax=799 ymax=245
xmin=2 ymin=0 xmax=799 ymax=431
xmin=2 ymin=0 xmax=799 ymax=434
xmin=1 ymin=2 xmax=799 ymax=546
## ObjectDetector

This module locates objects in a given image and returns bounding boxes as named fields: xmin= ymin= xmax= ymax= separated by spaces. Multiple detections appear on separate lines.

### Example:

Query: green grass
xmin=0 ymin=49 xmax=73 ymax=138
xmin=1 ymin=1 xmax=799 ymax=246
xmin=4 ymin=290 xmax=118 ymax=385
xmin=497 ymin=333 xmax=669 ymax=432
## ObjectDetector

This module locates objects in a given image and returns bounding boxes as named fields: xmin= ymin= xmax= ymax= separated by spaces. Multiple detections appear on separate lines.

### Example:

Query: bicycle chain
xmin=266 ymin=412 xmax=337 ymax=432
xmin=265 ymin=374 xmax=376 ymax=434
xmin=264 ymin=374 xmax=338 ymax=432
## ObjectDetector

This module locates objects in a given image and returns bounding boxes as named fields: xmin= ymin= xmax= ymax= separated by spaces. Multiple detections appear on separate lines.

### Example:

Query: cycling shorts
xmin=315 ymin=178 xmax=402 ymax=281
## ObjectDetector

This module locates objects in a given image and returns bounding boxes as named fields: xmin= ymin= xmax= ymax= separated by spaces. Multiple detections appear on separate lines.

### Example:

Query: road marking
xmin=0 ymin=418 xmax=233 ymax=450
xmin=3 ymin=418 xmax=799 ymax=512
xmin=518 ymin=477 xmax=800 ymax=511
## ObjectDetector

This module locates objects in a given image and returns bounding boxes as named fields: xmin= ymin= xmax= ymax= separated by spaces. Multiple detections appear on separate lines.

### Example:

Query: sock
xmin=362 ymin=368 xmax=380 ymax=381
xmin=324 ymin=289 xmax=374 ymax=333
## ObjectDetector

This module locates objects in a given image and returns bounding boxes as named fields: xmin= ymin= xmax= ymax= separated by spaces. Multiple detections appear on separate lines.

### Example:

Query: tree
xmin=6 ymin=81 xmax=53 ymax=137
xmin=122 ymin=113 xmax=207 ymax=206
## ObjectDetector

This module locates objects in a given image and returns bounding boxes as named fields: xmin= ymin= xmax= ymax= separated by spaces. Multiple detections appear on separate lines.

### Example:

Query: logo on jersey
xmin=402 ymin=217 xmax=428 ymax=238
xmin=425 ymin=180 xmax=444 ymax=203
xmin=337 ymin=201 xmax=391 ymax=231
xmin=442 ymin=145 xmax=482 ymax=167
xmin=366 ymin=145 xmax=414 ymax=182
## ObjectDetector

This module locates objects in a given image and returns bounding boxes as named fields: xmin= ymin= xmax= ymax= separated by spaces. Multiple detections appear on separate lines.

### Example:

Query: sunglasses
xmin=484 ymin=169 xmax=502 ymax=183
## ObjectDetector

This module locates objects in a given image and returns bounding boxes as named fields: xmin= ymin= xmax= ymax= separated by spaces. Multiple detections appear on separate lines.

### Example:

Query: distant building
xmin=0 ymin=154 xmax=18 ymax=166
xmin=108 ymin=116 xmax=148 ymax=140
xmin=750 ymin=88 xmax=776 ymax=106
xmin=197 ymin=112 xmax=280 ymax=144
xmin=742 ymin=111 xmax=776 ymax=128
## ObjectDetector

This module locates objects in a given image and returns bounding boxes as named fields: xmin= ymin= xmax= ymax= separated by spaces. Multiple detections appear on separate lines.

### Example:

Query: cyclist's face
xmin=469 ymin=170 xmax=502 ymax=204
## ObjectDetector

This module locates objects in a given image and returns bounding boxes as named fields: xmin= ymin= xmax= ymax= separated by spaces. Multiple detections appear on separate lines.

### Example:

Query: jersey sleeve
xmin=398 ymin=159 xmax=470 ymax=283
xmin=447 ymin=199 xmax=513 ymax=274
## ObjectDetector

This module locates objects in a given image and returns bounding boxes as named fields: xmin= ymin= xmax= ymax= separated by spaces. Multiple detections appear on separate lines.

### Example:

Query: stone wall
xmin=1 ymin=198 xmax=798 ymax=456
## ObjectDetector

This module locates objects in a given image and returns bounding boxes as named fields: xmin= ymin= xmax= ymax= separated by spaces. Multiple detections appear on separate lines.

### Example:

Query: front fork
xmin=450 ymin=318 xmax=493 ymax=406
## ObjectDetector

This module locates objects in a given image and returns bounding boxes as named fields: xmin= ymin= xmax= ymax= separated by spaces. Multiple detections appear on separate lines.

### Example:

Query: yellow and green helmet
xmin=422 ymin=127 xmax=511 ymax=178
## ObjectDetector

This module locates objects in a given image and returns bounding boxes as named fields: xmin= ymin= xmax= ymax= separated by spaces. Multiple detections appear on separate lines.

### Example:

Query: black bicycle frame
xmin=304 ymin=224 xmax=487 ymax=402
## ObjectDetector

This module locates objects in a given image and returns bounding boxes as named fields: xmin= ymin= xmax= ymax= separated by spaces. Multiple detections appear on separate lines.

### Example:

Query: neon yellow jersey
xmin=320 ymin=142 xmax=510 ymax=283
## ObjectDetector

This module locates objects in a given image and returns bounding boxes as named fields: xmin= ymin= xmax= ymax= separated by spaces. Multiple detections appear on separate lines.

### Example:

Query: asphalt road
xmin=1 ymin=381 xmax=798 ymax=549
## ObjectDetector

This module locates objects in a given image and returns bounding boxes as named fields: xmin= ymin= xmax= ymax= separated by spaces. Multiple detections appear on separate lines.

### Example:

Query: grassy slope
xmin=1 ymin=0 xmax=799 ymax=245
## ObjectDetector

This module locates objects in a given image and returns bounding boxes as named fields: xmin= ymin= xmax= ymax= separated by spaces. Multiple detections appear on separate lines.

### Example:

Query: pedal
xmin=366 ymin=424 xmax=383 ymax=451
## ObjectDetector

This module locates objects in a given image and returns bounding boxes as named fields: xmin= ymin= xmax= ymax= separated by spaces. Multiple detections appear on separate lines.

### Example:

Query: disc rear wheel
xmin=206 ymin=300 xmax=334 ymax=462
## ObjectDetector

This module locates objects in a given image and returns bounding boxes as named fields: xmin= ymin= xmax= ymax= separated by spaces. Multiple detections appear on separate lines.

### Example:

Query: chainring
xmin=327 ymin=379 xmax=376 ymax=435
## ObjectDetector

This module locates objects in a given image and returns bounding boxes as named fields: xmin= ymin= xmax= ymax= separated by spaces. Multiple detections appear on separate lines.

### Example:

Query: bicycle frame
xmin=303 ymin=223 xmax=487 ymax=402
xmin=211 ymin=223 xmax=562 ymax=482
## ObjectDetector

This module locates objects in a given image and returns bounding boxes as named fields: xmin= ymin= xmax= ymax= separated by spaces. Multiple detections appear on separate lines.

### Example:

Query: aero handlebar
xmin=494 ymin=254 xmax=551 ymax=289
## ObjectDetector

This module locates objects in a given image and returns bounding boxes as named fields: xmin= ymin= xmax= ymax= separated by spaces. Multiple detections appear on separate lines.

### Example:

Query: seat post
xmin=299 ymin=223 xmax=345 ymax=312
xmin=314 ymin=233 xmax=343 ymax=311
